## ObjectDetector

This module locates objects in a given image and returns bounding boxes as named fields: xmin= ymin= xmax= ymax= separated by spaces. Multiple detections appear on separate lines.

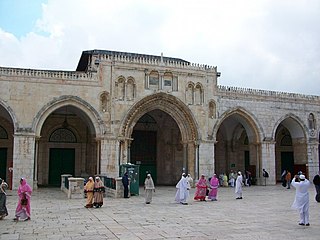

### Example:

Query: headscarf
xmin=18 ymin=178 xmax=32 ymax=196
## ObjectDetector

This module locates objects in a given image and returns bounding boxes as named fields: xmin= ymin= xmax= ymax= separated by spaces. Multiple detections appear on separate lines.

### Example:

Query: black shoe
xmin=306 ymin=223 xmax=310 ymax=226
xmin=299 ymin=223 xmax=305 ymax=226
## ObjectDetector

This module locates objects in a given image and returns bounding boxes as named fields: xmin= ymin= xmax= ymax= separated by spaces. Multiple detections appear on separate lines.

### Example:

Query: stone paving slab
xmin=0 ymin=185 xmax=319 ymax=239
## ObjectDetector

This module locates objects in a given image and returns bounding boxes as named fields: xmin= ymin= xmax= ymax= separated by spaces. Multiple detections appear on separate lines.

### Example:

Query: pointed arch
xmin=213 ymin=107 xmax=263 ymax=143
xmin=32 ymin=95 xmax=105 ymax=137
xmin=119 ymin=92 xmax=199 ymax=142
xmin=272 ymin=113 xmax=307 ymax=140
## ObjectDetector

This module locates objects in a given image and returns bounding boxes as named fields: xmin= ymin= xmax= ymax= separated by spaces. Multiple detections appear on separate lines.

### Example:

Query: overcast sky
xmin=0 ymin=0 xmax=319 ymax=95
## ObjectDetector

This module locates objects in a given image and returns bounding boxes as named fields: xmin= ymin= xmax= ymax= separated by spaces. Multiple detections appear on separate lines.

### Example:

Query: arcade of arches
xmin=0 ymin=99 xmax=319 ymax=188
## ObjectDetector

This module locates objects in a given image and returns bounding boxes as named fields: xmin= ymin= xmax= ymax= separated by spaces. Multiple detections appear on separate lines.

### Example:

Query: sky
xmin=0 ymin=0 xmax=319 ymax=95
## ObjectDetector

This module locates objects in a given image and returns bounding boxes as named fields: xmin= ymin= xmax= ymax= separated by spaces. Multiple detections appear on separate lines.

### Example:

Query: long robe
xmin=84 ymin=178 xmax=94 ymax=207
xmin=175 ymin=177 xmax=190 ymax=204
xmin=235 ymin=175 xmax=243 ymax=198
xmin=0 ymin=181 xmax=8 ymax=218
xmin=15 ymin=178 xmax=32 ymax=220
xmin=208 ymin=176 xmax=219 ymax=200
xmin=194 ymin=177 xmax=207 ymax=201
xmin=93 ymin=178 xmax=105 ymax=208
xmin=144 ymin=176 xmax=155 ymax=203
xmin=291 ymin=178 xmax=311 ymax=224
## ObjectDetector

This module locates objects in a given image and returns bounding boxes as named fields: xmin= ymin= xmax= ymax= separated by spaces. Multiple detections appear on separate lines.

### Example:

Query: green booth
xmin=120 ymin=163 xmax=140 ymax=196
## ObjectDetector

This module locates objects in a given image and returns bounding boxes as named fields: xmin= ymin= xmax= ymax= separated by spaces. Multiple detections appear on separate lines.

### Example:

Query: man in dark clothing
xmin=262 ymin=169 xmax=269 ymax=186
xmin=122 ymin=172 xmax=129 ymax=198
xmin=313 ymin=172 xmax=320 ymax=202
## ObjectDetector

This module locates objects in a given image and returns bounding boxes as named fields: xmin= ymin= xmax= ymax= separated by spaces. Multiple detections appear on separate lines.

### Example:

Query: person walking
xmin=291 ymin=174 xmax=311 ymax=226
xmin=186 ymin=174 xmax=194 ymax=188
xmin=281 ymin=170 xmax=287 ymax=187
xmin=93 ymin=177 xmax=105 ymax=208
xmin=175 ymin=173 xmax=190 ymax=205
xmin=122 ymin=172 xmax=130 ymax=198
xmin=229 ymin=170 xmax=236 ymax=187
xmin=0 ymin=178 xmax=8 ymax=220
xmin=235 ymin=171 xmax=243 ymax=199
xmin=194 ymin=174 xmax=207 ymax=201
xmin=144 ymin=174 xmax=155 ymax=204
xmin=313 ymin=171 xmax=320 ymax=202
xmin=14 ymin=178 xmax=32 ymax=221
xmin=84 ymin=177 xmax=94 ymax=208
xmin=286 ymin=171 xmax=292 ymax=189
xmin=262 ymin=169 xmax=269 ymax=186
xmin=208 ymin=174 xmax=219 ymax=201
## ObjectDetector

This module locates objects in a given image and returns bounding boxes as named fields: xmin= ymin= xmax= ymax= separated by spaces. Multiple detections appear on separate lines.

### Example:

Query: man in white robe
xmin=291 ymin=174 xmax=311 ymax=226
xmin=235 ymin=171 xmax=243 ymax=199
xmin=175 ymin=173 xmax=190 ymax=205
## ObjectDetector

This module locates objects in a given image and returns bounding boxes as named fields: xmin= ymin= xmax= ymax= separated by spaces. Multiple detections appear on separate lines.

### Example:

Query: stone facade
xmin=0 ymin=49 xmax=319 ymax=189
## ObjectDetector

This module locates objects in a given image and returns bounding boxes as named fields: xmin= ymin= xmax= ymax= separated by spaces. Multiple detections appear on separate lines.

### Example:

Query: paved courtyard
xmin=0 ymin=184 xmax=319 ymax=240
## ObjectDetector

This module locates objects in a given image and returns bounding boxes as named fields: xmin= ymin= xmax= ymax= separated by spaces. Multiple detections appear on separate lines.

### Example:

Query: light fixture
xmin=62 ymin=106 xmax=69 ymax=128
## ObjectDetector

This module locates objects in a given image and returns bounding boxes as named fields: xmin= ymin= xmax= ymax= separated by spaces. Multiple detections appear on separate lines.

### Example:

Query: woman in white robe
xmin=291 ymin=174 xmax=311 ymax=226
xmin=144 ymin=174 xmax=155 ymax=204
xmin=175 ymin=173 xmax=190 ymax=205
xmin=235 ymin=171 xmax=243 ymax=199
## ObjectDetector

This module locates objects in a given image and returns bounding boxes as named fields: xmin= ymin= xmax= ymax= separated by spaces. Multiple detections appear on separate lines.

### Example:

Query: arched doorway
xmin=34 ymin=96 xmax=103 ymax=187
xmin=120 ymin=93 xmax=199 ymax=185
xmin=274 ymin=116 xmax=307 ymax=180
xmin=214 ymin=109 xmax=261 ymax=184
xmin=0 ymin=102 xmax=15 ymax=188
xmin=130 ymin=110 xmax=183 ymax=185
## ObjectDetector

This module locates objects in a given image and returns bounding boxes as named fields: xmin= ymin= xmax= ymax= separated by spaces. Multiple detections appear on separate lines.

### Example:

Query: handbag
xmin=21 ymin=193 xmax=28 ymax=206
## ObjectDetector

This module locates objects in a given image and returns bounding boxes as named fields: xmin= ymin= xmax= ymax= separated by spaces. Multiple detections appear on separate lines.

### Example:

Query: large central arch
xmin=119 ymin=93 xmax=199 ymax=184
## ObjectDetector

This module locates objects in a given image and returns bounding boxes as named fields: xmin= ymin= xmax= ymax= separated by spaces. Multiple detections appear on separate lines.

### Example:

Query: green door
xmin=0 ymin=148 xmax=7 ymax=181
xmin=281 ymin=152 xmax=294 ymax=175
xmin=49 ymin=148 xmax=75 ymax=186
xmin=130 ymin=130 xmax=157 ymax=185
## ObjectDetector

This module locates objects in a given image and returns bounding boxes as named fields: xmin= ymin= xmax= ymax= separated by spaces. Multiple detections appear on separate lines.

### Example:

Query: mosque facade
xmin=0 ymin=49 xmax=319 ymax=189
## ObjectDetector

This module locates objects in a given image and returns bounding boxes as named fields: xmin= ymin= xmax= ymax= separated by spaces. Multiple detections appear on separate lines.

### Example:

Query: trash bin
xmin=120 ymin=163 xmax=139 ymax=195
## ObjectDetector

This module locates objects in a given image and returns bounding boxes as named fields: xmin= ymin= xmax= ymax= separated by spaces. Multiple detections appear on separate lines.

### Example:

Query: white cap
xmin=299 ymin=175 xmax=306 ymax=180
xmin=238 ymin=171 xmax=241 ymax=175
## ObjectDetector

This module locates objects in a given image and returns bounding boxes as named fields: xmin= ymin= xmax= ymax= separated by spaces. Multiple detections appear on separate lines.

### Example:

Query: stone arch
xmin=0 ymin=99 xmax=18 ymax=131
xmin=213 ymin=107 xmax=263 ymax=143
xmin=272 ymin=113 xmax=308 ymax=179
xmin=213 ymin=107 xmax=264 ymax=182
xmin=120 ymin=93 xmax=199 ymax=142
xmin=272 ymin=113 xmax=307 ymax=140
xmin=32 ymin=95 xmax=105 ymax=138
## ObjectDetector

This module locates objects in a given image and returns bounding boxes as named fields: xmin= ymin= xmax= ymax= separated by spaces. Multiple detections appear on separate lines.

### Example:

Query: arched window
xmin=308 ymin=113 xmax=315 ymax=130
xmin=186 ymin=83 xmax=194 ymax=105
xmin=116 ymin=77 xmax=125 ymax=100
xmin=194 ymin=83 xmax=203 ymax=105
xmin=49 ymin=128 xmax=77 ymax=143
xmin=100 ymin=91 xmax=109 ymax=112
xmin=126 ymin=77 xmax=135 ymax=101
xmin=149 ymin=71 xmax=159 ymax=90
xmin=163 ymin=72 xmax=173 ymax=88
xmin=280 ymin=134 xmax=292 ymax=146
xmin=208 ymin=100 xmax=216 ymax=119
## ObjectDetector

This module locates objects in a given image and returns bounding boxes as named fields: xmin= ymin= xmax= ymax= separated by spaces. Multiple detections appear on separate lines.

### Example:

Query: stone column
xmin=260 ymin=138 xmax=276 ymax=185
xmin=182 ymin=143 xmax=188 ymax=173
xmin=12 ymin=132 xmax=35 ymax=190
xmin=100 ymin=137 xmax=119 ymax=178
xmin=307 ymin=140 xmax=319 ymax=180
xmin=187 ymin=141 xmax=195 ymax=177
xmin=33 ymin=137 xmax=40 ymax=189
xmin=199 ymin=140 xmax=214 ymax=178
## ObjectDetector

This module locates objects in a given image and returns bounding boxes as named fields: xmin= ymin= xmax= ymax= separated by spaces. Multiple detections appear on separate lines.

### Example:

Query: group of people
xmin=174 ymin=171 xmax=245 ymax=205
xmin=84 ymin=176 xmax=105 ymax=208
xmin=0 ymin=177 xmax=32 ymax=221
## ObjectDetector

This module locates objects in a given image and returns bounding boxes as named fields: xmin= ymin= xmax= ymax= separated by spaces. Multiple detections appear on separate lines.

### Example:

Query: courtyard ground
xmin=0 ymin=184 xmax=319 ymax=240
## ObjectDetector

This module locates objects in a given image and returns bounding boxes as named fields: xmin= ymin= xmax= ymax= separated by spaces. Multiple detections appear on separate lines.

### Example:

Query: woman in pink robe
xmin=194 ymin=174 xmax=207 ymax=201
xmin=208 ymin=174 xmax=219 ymax=201
xmin=14 ymin=178 xmax=32 ymax=221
